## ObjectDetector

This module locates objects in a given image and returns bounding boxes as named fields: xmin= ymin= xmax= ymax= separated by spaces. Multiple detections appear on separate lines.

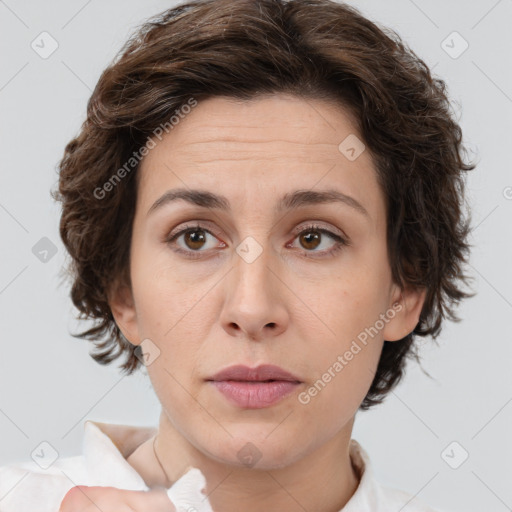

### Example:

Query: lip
xmin=206 ymin=365 xmax=302 ymax=409
xmin=207 ymin=364 xmax=301 ymax=383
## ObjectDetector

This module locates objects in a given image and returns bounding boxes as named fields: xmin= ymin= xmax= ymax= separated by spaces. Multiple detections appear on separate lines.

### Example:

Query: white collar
xmin=82 ymin=420 xmax=381 ymax=509
xmin=83 ymin=420 xmax=156 ymax=489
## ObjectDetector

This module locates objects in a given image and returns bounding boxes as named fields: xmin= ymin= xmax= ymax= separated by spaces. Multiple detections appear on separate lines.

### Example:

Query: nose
xmin=219 ymin=242 xmax=289 ymax=342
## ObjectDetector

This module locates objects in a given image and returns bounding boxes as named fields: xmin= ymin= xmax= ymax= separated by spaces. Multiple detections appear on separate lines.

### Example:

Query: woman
xmin=0 ymin=0 xmax=474 ymax=510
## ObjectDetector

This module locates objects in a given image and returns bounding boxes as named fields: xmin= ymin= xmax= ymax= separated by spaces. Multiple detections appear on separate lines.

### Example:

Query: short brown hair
xmin=52 ymin=0 xmax=475 ymax=410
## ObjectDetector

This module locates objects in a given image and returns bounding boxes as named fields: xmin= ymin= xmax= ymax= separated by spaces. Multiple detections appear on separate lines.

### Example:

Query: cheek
xmin=132 ymin=251 xmax=211 ymax=336
xmin=298 ymin=268 xmax=390 ymax=346
xmin=299 ymin=336 xmax=383 ymax=432
xmin=295 ymin=267 xmax=389 ymax=414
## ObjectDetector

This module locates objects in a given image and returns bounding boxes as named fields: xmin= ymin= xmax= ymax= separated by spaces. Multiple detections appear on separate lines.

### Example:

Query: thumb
xmin=59 ymin=485 xmax=177 ymax=512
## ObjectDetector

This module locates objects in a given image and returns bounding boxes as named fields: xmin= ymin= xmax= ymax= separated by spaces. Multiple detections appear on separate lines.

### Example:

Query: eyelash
xmin=165 ymin=223 xmax=349 ymax=260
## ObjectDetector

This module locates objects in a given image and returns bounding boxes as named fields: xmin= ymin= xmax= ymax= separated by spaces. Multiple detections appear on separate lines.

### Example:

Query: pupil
xmin=183 ymin=229 xmax=322 ymax=251
xmin=301 ymin=231 xmax=320 ymax=250
xmin=186 ymin=229 xmax=206 ymax=249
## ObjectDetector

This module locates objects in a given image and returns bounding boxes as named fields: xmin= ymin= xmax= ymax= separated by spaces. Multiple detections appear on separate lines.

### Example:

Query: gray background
xmin=0 ymin=1 xmax=511 ymax=511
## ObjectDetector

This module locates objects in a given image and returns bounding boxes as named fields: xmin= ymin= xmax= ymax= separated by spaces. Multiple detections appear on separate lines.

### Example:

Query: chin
xmin=199 ymin=429 xmax=309 ymax=470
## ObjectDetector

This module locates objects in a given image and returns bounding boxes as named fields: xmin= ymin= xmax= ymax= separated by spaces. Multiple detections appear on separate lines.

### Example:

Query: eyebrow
xmin=147 ymin=187 xmax=370 ymax=219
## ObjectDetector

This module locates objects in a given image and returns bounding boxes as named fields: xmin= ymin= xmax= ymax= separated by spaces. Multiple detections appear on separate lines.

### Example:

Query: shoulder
xmin=0 ymin=455 xmax=86 ymax=512
xmin=377 ymin=483 xmax=445 ymax=511
xmin=0 ymin=420 xmax=155 ymax=511
xmin=348 ymin=439 xmax=449 ymax=512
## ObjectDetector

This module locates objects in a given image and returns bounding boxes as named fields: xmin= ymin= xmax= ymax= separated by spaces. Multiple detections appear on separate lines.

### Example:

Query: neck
xmin=152 ymin=411 xmax=360 ymax=512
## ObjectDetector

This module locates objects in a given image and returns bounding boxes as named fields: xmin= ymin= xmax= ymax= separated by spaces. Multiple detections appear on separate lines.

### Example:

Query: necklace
xmin=152 ymin=435 xmax=172 ymax=488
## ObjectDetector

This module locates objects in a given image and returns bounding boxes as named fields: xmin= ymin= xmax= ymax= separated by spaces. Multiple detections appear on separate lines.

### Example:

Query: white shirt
xmin=0 ymin=420 xmax=441 ymax=511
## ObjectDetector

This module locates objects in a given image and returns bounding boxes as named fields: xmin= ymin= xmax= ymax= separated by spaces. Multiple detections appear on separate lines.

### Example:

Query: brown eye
xmin=289 ymin=224 xmax=349 ymax=258
xmin=166 ymin=223 xmax=226 ymax=259
xmin=299 ymin=231 xmax=321 ymax=250
xmin=183 ymin=228 xmax=208 ymax=250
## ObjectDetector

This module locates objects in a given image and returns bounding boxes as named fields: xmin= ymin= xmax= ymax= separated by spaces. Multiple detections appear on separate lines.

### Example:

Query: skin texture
xmin=100 ymin=93 xmax=426 ymax=512
xmin=58 ymin=485 xmax=175 ymax=511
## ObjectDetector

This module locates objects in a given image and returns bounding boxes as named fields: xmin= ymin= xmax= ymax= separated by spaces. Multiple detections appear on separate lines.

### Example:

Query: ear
xmin=382 ymin=283 xmax=427 ymax=342
xmin=107 ymin=278 xmax=140 ymax=346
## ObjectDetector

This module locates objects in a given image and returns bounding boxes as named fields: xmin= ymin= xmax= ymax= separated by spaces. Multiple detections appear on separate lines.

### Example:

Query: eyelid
xmin=166 ymin=220 xmax=225 ymax=242
xmin=286 ymin=222 xmax=350 ymax=258
xmin=290 ymin=221 xmax=347 ymax=241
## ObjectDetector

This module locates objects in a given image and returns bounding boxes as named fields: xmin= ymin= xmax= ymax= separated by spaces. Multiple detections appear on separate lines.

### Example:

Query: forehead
xmin=137 ymin=94 xmax=385 ymax=227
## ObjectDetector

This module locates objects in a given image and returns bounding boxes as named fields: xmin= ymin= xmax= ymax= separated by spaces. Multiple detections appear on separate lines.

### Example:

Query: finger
xmin=59 ymin=486 xmax=91 ymax=511
xmin=59 ymin=485 xmax=176 ymax=512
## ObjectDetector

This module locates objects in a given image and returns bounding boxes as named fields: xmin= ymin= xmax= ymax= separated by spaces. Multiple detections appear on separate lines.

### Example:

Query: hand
xmin=59 ymin=485 xmax=176 ymax=511
xmin=59 ymin=467 xmax=214 ymax=511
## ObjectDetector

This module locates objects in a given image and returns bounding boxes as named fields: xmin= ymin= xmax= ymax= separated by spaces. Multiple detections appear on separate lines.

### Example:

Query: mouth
xmin=207 ymin=364 xmax=302 ymax=383
xmin=206 ymin=364 xmax=302 ymax=409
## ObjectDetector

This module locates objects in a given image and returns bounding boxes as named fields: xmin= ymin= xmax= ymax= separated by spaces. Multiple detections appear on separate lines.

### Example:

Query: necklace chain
xmin=152 ymin=435 xmax=172 ymax=488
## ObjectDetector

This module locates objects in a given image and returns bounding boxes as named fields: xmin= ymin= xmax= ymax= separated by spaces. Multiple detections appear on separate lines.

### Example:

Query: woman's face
xmin=111 ymin=93 xmax=425 ymax=469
